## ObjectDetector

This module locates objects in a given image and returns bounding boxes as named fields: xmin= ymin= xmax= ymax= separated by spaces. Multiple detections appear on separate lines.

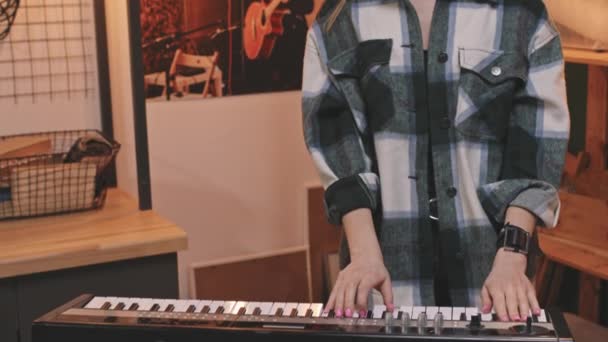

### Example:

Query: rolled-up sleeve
xmin=302 ymin=25 xmax=379 ymax=226
xmin=478 ymin=10 xmax=570 ymax=229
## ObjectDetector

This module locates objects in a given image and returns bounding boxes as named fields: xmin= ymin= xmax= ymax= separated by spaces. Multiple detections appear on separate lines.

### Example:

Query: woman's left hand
xmin=480 ymin=249 xmax=541 ymax=321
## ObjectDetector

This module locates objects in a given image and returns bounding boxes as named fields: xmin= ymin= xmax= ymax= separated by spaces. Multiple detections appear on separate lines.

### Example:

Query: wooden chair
xmin=144 ymin=49 xmax=224 ymax=98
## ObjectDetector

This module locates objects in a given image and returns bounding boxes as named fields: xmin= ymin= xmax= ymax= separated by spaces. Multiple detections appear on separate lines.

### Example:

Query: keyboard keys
xmin=538 ymin=310 xmax=548 ymax=323
xmin=270 ymin=303 xmax=286 ymax=316
xmin=85 ymin=297 xmax=108 ymax=309
xmin=245 ymin=302 xmax=261 ymax=315
xmin=309 ymin=303 xmax=324 ymax=318
xmin=452 ymin=307 xmax=466 ymax=321
xmin=372 ymin=305 xmax=386 ymax=319
xmin=412 ymin=307 xmax=426 ymax=320
xmin=283 ymin=303 xmax=299 ymax=317
xmin=465 ymin=307 xmax=479 ymax=321
xmin=296 ymin=303 xmax=311 ymax=317
xmin=231 ymin=301 xmax=248 ymax=315
xmin=438 ymin=307 xmax=452 ymax=320
xmin=425 ymin=307 xmax=439 ymax=320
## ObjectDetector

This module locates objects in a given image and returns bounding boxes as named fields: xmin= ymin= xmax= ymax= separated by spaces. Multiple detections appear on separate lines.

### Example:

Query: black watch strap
xmin=496 ymin=223 xmax=530 ymax=255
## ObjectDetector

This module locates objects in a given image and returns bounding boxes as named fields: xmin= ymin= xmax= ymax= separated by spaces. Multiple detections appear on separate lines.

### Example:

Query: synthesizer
xmin=32 ymin=294 xmax=574 ymax=342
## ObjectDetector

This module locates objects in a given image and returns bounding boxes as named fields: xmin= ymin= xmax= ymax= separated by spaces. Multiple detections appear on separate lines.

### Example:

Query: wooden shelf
xmin=0 ymin=188 xmax=188 ymax=279
xmin=564 ymin=48 xmax=608 ymax=67
xmin=538 ymin=191 xmax=608 ymax=280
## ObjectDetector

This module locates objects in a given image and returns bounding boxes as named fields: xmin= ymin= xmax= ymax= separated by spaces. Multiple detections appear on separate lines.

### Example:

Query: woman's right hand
xmin=324 ymin=256 xmax=394 ymax=318
xmin=323 ymin=208 xmax=394 ymax=318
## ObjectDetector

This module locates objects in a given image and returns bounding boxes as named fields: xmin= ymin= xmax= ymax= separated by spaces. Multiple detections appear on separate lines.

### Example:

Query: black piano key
xmin=328 ymin=310 xmax=335 ymax=318
xmin=532 ymin=314 xmax=539 ymax=323
xmin=459 ymin=312 xmax=467 ymax=321
xmin=397 ymin=311 xmax=404 ymax=320
xmin=165 ymin=304 xmax=175 ymax=312
xmin=290 ymin=308 xmax=298 ymax=317
xmin=237 ymin=307 xmax=247 ymax=316
xmin=253 ymin=308 xmax=262 ymax=316
xmin=367 ymin=310 xmax=373 ymax=319
xmin=128 ymin=303 xmax=139 ymax=311
xmin=114 ymin=302 xmax=126 ymax=311
xmin=150 ymin=304 xmax=161 ymax=312
xmin=381 ymin=311 xmax=388 ymax=319
xmin=305 ymin=309 xmax=314 ymax=318
xmin=274 ymin=308 xmax=284 ymax=316
xmin=101 ymin=302 xmax=112 ymax=310
xmin=215 ymin=306 xmax=225 ymax=314
xmin=186 ymin=305 xmax=196 ymax=313
xmin=201 ymin=305 xmax=211 ymax=314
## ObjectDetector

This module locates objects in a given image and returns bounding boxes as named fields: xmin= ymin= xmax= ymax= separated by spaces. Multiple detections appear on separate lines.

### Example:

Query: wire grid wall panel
xmin=0 ymin=0 xmax=97 ymax=104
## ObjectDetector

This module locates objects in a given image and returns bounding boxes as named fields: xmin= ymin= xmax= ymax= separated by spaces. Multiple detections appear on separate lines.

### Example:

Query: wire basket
xmin=0 ymin=129 xmax=120 ymax=220
xmin=0 ymin=0 xmax=20 ymax=41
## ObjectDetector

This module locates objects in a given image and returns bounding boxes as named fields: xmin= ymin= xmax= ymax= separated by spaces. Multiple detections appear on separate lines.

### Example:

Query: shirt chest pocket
xmin=327 ymin=39 xmax=408 ymax=132
xmin=455 ymin=48 xmax=528 ymax=141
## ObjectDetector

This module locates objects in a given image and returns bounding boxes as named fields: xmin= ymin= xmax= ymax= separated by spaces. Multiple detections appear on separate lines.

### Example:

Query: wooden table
xmin=538 ymin=191 xmax=608 ymax=323
xmin=564 ymin=313 xmax=608 ymax=342
xmin=0 ymin=188 xmax=188 ymax=342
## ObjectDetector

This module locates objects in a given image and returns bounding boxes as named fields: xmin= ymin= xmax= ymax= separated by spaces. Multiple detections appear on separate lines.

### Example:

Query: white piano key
xmin=174 ymin=300 xmax=195 ymax=312
xmin=155 ymin=299 xmax=171 ymax=312
xmin=372 ymin=305 xmax=386 ymax=319
xmin=194 ymin=300 xmax=213 ymax=312
xmin=309 ymin=303 xmax=324 ymax=318
xmin=222 ymin=301 xmax=237 ymax=314
xmin=399 ymin=306 xmax=413 ymax=317
xmin=105 ymin=297 xmax=121 ymax=310
xmin=425 ymin=307 xmax=439 ymax=320
xmin=538 ymin=309 xmax=548 ymax=323
xmin=270 ymin=302 xmax=286 ymax=316
xmin=258 ymin=302 xmax=274 ymax=315
xmin=438 ymin=307 xmax=452 ymax=320
xmin=209 ymin=300 xmax=227 ymax=313
xmin=352 ymin=310 xmax=359 ymax=318
xmin=230 ymin=301 xmax=248 ymax=315
xmin=412 ymin=306 xmax=426 ymax=320
xmin=452 ymin=307 xmax=466 ymax=321
xmin=119 ymin=298 xmax=137 ymax=310
xmin=296 ymin=303 xmax=311 ymax=317
xmin=245 ymin=302 xmax=261 ymax=315
xmin=283 ymin=303 xmax=299 ymax=316
xmin=170 ymin=300 xmax=189 ymax=313
xmin=481 ymin=312 xmax=493 ymax=322
xmin=465 ymin=307 xmax=479 ymax=320
xmin=84 ymin=297 xmax=107 ymax=309
xmin=136 ymin=298 xmax=154 ymax=311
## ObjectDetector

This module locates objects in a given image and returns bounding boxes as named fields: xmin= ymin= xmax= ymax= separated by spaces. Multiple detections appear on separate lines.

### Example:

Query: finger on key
xmin=344 ymin=282 xmax=358 ymax=318
xmin=505 ymin=286 xmax=520 ymax=321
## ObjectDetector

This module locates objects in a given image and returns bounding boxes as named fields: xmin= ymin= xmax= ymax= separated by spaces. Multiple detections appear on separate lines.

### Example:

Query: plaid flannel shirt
xmin=302 ymin=0 xmax=570 ymax=306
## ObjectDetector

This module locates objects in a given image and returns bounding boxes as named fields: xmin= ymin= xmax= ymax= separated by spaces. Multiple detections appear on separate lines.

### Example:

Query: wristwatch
xmin=496 ymin=223 xmax=530 ymax=255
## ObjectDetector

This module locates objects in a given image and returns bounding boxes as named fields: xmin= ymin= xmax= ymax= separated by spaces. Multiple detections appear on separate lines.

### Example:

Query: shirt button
xmin=491 ymin=66 xmax=502 ymax=77
xmin=440 ymin=117 xmax=451 ymax=129
xmin=446 ymin=187 xmax=458 ymax=198
xmin=437 ymin=52 xmax=449 ymax=63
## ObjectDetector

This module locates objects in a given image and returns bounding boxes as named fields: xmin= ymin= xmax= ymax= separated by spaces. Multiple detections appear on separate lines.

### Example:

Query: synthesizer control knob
xmin=384 ymin=311 xmax=394 ymax=326
xmin=470 ymin=314 xmax=482 ymax=329
xmin=417 ymin=312 xmax=427 ymax=335
xmin=401 ymin=312 xmax=410 ymax=333
xmin=434 ymin=312 xmax=443 ymax=335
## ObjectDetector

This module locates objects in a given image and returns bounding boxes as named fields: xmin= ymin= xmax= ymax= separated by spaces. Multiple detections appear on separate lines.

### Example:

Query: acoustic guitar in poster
xmin=243 ymin=0 xmax=290 ymax=60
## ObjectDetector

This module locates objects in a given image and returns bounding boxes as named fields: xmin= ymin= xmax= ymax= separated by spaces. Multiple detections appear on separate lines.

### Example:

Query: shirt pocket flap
xmin=458 ymin=47 xmax=528 ymax=84
xmin=327 ymin=39 xmax=393 ymax=78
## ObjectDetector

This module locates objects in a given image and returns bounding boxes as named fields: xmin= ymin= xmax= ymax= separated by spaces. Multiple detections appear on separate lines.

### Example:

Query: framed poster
xmin=138 ymin=0 xmax=324 ymax=101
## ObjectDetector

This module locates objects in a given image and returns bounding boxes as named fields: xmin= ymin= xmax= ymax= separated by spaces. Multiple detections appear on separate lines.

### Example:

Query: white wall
xmin=105 ymin=2 xmax=321 ymax=298
xmin=104 ymin=0 xmax=139 ymax=201
xmin=146 ymin=92 xmax=319 ymax=298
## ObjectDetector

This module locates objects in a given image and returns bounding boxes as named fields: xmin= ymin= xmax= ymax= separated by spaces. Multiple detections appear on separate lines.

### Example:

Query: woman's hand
xmin=324 ymin=257 xmax=393 ymax=318
xmin=481 ymin=249 xmax=541 ymax=321
xmin=323 ymin=208 xmax=394 ymax=317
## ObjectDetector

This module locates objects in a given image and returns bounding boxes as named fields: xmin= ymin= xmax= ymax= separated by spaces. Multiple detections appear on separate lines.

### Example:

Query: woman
xmin=301 ymin=0 xmax=570 ymax=322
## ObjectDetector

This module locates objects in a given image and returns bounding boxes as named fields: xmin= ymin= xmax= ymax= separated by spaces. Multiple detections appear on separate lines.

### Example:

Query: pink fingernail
xmin=387 ymin=304 xmax=395 ymax=311
xmin=534 ymin=309 xmax=541 ymax=315
xmin=360 ymin=309 xmax=367 ymax=317
xmin=513 ymin=316 xmax=521 ymax=321
xmin=335 ymin=309 xmax=343 ymax=318
xmin=345 ymin=308 xmax=352 ymax=318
